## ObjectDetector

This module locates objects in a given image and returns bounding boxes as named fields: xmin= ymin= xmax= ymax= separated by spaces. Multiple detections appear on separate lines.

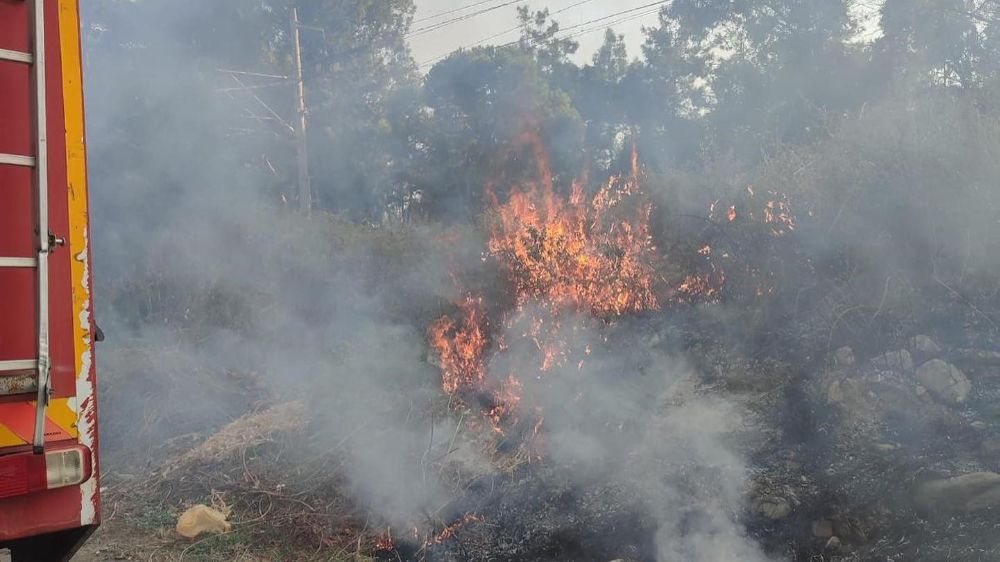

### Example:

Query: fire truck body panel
xmin=0 ymin=0 xmax=99 ymax=556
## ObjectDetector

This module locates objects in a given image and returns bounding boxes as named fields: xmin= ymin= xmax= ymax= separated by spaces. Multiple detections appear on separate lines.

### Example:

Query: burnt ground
xmin=71 ymin=312 xmax=1000 ymax=562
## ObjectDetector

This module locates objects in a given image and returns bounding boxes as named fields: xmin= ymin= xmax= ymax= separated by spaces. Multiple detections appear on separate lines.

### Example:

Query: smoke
xmin=80 ymin=0 xmax=1000 ymax=560
xmin=80 ymin=0 xmax=479 ymax=525
xmin=476 ymin=307 xmax=771 ymax=561
xmin=80 ymin=2 xmax=776 ymax=557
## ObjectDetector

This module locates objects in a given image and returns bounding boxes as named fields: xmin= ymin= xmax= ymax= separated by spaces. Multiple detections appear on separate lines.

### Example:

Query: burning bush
xmin=429 ymin=133 xmax=719 ymax=449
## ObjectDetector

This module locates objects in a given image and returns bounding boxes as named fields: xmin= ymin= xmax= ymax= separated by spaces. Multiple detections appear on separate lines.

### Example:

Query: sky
xmin=408 ymin=0 xmax=665 ymax=70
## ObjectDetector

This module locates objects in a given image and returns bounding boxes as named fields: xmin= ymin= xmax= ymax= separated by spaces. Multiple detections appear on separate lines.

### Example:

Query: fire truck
xmin=0 ymin=0 xmax=100 ymax=560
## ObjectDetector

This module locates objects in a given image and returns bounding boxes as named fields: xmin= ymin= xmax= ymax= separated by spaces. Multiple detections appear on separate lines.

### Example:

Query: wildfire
xmin=427 ymin=513 xmax=482 ymax=546
xmin=429 ymin=131 xmax=718 ymax=446
xmin=483 ymin=132 xmax=660 ymax=319
xmin=485 ymin=375 xmax=523 ymax=432
xmin=710 ymin=186 xmax=797 ymax=236
xmin=428 ymin=295 xmax=488 ymax=394
xmin=375 ymin=514 xmax=485 ymax=554
xmin=677 ymin=274 xmax=719 ymax=301
xmin=488 ymin=175 xmax=660 ymax=318
xmin=375 ymin=527 xmax=395 ymax=551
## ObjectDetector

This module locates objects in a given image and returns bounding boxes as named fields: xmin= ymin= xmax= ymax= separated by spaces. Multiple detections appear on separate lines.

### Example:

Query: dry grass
xmin=163 ymin=402 xmax=308 ymax=471
xmin=103 ymin=403 xmax=385 ymax=561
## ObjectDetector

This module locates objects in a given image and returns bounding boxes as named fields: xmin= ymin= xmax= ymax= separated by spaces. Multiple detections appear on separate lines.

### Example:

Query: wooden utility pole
xmin=291 ymin=7 xmax=312 ymax=213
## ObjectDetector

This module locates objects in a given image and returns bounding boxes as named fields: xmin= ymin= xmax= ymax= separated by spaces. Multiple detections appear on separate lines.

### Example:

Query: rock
xmin=909 ymin=335 xmax=942 ymax=355
xmin=812 ymin=518 xmax=833 ymax=538
xmin=753 ymin=496 xmax=792 ymax=520
xmin=825 ymin=536 xmax=842 ymax=550
xmin=826 ymin=378 xmax=866 ymax=408
xmin=824 ymin=377 xmax=876 ymax=423
xmin=176 ymin=504 xmax=231 ymax=539
xmin=915 ymin=360 xmax=971 ymax=405
xmin=833 ymin=346 xmax=855 ymax=368
xmin=914 ymin=472 xmax=1000 ymax=514
xmin=872 ymin=349 xmax=913 ymax=372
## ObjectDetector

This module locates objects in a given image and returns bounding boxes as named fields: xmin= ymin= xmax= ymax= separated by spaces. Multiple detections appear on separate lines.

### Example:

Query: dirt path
xmin=72 ymin=519 xmax=190 ymax=562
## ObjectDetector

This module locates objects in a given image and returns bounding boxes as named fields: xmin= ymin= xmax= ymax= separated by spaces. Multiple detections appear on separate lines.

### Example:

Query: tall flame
xmin=488 ymin=175 xmax=660 ymax=318
xmin=428 ymin=295 xmax=488 ymax=394
xmin=429 ymin=131 xmax=711 ymax=445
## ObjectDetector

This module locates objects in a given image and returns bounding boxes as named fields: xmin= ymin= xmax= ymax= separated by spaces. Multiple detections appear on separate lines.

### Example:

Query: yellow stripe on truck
xmin=46 ymin=398 xmax=78 ymax=438
xmin=0 ymin=402 xmax=76 ymax=447
xmin=0 ymin=424 xmax=23 ymax=448
xmin=60 ymin=0 xmax=99 ymax=526
xmin=59 ymin=0 xmax=92 ymax=372
xmin=58 ymin=0 xmax=94 ymax=425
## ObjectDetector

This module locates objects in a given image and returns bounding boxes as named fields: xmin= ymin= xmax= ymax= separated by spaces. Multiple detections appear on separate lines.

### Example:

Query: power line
xmin=514 ymin=0 xmax=669 ymax=40
xmin=412 ymin=0 xmax=502 ymax=25
xmin=557 ymin=6 xmax=664 ymax=42
xmin=407 ymin=0 xmax=528 ymax=38
xmin=461 ymin=0 xmax=602 ymax=52
xmin=554 ymin=0 xmax=602 ymax=15
xmin=419 ymin=0 xmax=666 ymax=69
xmin=491 ymin=0 xmax=666 ymax=52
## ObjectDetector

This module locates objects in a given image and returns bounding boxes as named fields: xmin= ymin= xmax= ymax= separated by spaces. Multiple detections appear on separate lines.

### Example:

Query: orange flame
xmin=429 ymin=131 xmax=718 ymax=448
xmin=427 ymin=513 xmax=482 ymax=546
xmin=375 ymin=527 xmax=395 ymax=551
xmin=487 ymin=171 xmax=660 ymax=318
xmin=429 ymin=295 xmax=487 ymax=394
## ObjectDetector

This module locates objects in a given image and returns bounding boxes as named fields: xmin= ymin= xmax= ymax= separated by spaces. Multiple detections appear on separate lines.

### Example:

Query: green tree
xmin=416 ymin=47 xmax=584 ymax=218
xmin=516 ymin=6 xmax=579 ymax=75
xmin=623 ymin=13 xmax=710 ymax=169
xmin=877 ymin=0 xmax=993 ymax=89
xmin=295 ymin=0 xmax=421 ymax=216
xmin=576 ymin=30 xmax=630 ymax=174
xmin=658 ymin=0 xmax=868 ymax=160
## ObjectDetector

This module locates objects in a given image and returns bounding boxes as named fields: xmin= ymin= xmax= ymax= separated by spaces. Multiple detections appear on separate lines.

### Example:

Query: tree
xmin=877 ymin=0 xmax=993 ymax=89
xmin=295 ymin=0 xmax=421 ymax=216
xmin=623 ymin=12 xmax=710 ymax=169
xmin=416 ymin=47 xmax=584 ymax=218
xmin=656 ymin=0 xmax=868 ymax=160
xmin=576 ymin=30 xmax=631 ymax=174
xmin=516 ymin=6 xmax=579 ymax=75
xmin=84 ymin=0 xmax=423 ymax=219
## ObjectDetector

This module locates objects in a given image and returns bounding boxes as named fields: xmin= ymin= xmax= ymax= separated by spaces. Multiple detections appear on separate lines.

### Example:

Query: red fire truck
xmin=0 ymin=0 xmax=100 ymax=560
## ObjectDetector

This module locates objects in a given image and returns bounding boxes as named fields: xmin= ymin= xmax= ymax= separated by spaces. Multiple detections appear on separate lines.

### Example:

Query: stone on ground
xmin=914 ymin=472 xmax=1000 ymax=514
xmin=915 ymin=359 xmax=971 ymax=405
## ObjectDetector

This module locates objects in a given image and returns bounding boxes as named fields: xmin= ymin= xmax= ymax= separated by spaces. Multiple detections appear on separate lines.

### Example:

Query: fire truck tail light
xmin=45 ymin=448 xmax=89 ymax=489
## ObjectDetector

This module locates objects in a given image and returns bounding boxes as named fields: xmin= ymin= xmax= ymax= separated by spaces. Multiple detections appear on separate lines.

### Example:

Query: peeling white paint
xmin=74 ymin=228 xmax=97 ymax=526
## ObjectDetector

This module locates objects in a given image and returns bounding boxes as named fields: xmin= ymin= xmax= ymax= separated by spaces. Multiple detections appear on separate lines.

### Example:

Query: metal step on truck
xmin=0 ymin=0 xmax=100 ymax=560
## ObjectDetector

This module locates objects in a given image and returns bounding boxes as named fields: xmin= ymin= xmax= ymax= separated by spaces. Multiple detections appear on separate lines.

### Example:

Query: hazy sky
xmin=408 ymin=0 xmax=664 ymax=70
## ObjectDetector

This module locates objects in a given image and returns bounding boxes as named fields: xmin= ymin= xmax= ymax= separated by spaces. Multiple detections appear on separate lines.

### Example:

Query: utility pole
xmin=291 ymin=7 xmax=312 ymax=213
